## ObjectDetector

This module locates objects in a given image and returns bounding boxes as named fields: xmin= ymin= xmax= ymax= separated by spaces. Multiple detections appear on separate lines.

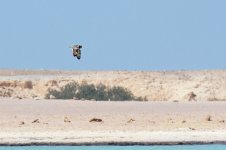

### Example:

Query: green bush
xmin=94 ymin=83 xmax=108 ymax=100
xmin=45 ymin=81 xmax=145 ymax=101
xmin=76 ymin=82 xmax=96 ymax=100
xmin=45 ymin=82 xmax=78 ymax=99
xmin=107 ymin=86 xmax=134 ymax=101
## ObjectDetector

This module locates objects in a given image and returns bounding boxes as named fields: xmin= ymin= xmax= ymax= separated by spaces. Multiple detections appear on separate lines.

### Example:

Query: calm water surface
xmin=0 ymin=145 xmax=225 ymax=150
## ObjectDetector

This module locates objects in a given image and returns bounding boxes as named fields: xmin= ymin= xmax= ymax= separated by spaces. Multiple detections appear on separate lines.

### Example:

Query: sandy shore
xmin=0 ymin=99 xmax=226 ymax=145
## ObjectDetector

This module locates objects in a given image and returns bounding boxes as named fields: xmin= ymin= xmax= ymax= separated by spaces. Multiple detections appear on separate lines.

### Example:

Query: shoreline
xmin=0 ymin=131 xmax=226 ymax=146
xmin=1 ymin=131 xmax=226 ymax=146
xmin=1 ymin=142 xmax=226 ymax=146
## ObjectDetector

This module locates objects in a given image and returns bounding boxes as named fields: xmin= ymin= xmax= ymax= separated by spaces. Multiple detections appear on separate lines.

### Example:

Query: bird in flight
xmin=71 ymin=44 xmax=82 ymax=60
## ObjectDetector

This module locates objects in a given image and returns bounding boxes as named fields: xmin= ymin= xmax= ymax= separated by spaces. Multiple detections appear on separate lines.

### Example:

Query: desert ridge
xmin=0 ymin=70 xmax=226 ymax=101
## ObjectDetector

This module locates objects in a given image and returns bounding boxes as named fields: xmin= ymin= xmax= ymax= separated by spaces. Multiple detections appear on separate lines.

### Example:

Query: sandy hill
xmin=0 ymin=69 xmax=226 ymax=101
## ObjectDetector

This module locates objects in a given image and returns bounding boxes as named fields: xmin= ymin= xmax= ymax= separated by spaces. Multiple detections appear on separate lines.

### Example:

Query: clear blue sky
xmin=0 ymin=0 xmax=225 ymax=70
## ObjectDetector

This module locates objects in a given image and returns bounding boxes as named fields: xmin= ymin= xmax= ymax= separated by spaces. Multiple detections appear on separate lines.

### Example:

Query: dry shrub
xmin=64 ymin=117 xmax=71 ymax=123
xmin=185 ymin=91 xmax=197 ymax=101
xmin=0 ymin=81 xmax=17 ymax=87
xmin=127 ymin=118 xmax=135 ymax=123
xmin=0 ymin=89 xmax=13 ymax=97
xmin=45 ymin=82 xmax=144 ymax=101
xmin=47 ymin=80 xmax=58 ymax=86
xmin=0 ymin=81 xmax=11 ymax=87
xmin=45 ymin=82 xmax=78 ymax=99
xmin=23 ymin=81 xmax=33 ymax=89
xmin=0 ymin=90 xmax=12 ymax=97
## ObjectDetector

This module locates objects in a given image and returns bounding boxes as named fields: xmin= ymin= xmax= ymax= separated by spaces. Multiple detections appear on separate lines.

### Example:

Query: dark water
xmin=0 ymin=145 xmax=225 ymax=150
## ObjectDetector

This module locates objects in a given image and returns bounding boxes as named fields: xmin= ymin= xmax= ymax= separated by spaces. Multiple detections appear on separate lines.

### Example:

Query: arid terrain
xmin=0 ymin=99 xmax=226 ymax=145
xmin=0 ymin=69 xmax=226 ymax=101
xmin=0 ymin=69 xmax=226 ymax=145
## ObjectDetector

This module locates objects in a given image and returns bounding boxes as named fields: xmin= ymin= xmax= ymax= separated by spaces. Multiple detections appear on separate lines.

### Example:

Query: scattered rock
xmin=219 ymin=120 xmax=225 ymax=123
xmin=17 ymin=96 xmax=22 ymax=99
xmin=206 ymin=115 xmax=212 ymax=121
xmin=182 ymin=120 xmax=186 ymax=123
xmin=32 ymin=119 xmax=40 ymax=123
xmin=189 ymin=127 xmax=196 ymax=130
xmin=168 ymin=118 xmax=174 ymax=123
xmin=127 ymin=118 xmax=135 ymax=123
xmin=64 ymin=117 xmax=71 ymax=123
xmin=89 ymin=118 xmax=103 ymax=122
xmin=19 ymin=121 xmax=25 ymax=125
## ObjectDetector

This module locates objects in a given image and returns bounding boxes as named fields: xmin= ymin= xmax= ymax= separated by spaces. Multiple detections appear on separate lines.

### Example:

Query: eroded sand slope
xmin=0 ymin=70 xmax=226 ymax=101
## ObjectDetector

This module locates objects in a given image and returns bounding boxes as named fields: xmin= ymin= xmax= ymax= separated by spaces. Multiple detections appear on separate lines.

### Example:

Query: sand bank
xmin=0 ymin=99 xmax=226 ymax=145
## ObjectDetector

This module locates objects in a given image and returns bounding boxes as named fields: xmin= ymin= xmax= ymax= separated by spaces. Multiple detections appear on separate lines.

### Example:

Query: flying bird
xmin=71 ymin=44 xmax=82 ymax=60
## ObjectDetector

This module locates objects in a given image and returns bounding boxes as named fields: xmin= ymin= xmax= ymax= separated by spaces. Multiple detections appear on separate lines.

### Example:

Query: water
xmin=0 ymin=145 xmax=225 ymax=150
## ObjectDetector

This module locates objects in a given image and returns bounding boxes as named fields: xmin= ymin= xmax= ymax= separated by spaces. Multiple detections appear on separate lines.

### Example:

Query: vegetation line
xmin=45 ymin=82 xmax=146 ymax=101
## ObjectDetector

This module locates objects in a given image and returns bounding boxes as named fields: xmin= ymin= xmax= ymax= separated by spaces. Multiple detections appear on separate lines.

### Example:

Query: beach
xmin=0 ymin=99 xmax=226 ymax=145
